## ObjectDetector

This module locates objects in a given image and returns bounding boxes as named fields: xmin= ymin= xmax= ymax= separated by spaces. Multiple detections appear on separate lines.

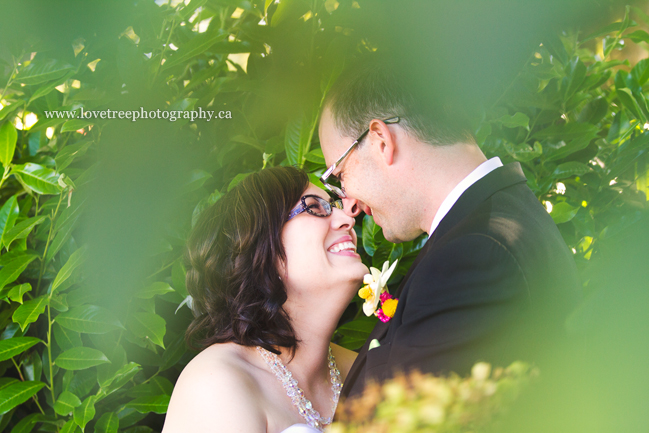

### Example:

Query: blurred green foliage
xmin=330 ymin=361 xmax=538 ymax=433
xmin=0 ymin=0 xmax=647 ymax=432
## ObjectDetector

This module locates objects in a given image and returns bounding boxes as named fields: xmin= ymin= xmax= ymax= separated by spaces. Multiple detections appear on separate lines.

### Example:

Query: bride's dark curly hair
xmin=184 ymin=166 xmax=309 ymax=355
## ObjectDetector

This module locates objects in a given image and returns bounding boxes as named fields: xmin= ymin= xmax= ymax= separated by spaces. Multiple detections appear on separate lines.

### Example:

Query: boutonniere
xmin=358 ymin=259 xmax=399 ymax=323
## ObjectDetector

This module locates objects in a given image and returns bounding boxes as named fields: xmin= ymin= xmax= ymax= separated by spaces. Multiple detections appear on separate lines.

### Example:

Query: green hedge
xmin=0 ymin=1 xmax=647 ymax=432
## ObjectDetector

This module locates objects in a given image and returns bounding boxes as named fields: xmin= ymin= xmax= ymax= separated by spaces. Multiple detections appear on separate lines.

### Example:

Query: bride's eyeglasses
xmin=287 ymin=195 xmax=343 ymax=221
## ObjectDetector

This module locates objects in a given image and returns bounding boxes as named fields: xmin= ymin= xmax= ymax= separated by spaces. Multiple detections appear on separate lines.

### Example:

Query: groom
xmin=318 ymin=65 xmax=581 ymax=401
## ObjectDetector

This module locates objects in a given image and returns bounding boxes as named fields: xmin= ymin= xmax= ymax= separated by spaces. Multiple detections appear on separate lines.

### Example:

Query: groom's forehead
xmin=319 ymin=108 xmax=350 ymax=165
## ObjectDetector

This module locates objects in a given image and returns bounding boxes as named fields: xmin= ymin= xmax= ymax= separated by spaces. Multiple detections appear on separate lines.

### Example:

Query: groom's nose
xmin=342 ymin=197 xmax=363 ymax=218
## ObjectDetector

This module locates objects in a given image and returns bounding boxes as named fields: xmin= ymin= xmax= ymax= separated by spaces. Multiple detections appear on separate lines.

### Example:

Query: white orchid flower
xmin=358 ymin=259 xmax=398 ymax=316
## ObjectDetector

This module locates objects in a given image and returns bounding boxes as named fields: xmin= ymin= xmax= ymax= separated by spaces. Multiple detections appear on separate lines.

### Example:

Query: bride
xmin=162 ymin=166 xmax=367 ymax=433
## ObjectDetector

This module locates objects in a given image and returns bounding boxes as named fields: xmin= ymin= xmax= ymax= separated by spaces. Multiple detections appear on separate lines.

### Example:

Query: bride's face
xmin=280 ymin=183 xmax=368 ymax=306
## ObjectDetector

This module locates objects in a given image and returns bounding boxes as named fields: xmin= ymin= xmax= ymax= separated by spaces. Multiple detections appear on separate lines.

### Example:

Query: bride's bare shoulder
xmin=163 ymin=343 xmax=266 ymax=433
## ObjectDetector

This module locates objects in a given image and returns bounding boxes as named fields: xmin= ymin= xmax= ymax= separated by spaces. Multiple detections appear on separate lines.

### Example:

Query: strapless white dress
xmin=280 ymin=424 xmax=320 ymax=433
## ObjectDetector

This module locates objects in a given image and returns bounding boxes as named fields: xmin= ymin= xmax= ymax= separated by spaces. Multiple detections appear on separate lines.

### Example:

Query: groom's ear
xmin=368 ymin=118 xmax=396 ymax=166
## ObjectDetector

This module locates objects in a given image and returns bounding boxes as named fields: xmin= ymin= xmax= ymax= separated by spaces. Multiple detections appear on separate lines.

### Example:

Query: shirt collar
xmin=428 ymin=157 xmax=503 ymax=238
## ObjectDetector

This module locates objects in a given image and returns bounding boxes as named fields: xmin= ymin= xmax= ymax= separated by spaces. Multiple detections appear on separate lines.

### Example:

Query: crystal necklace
xmin=256 ymin=346 xmax=342 ymax=432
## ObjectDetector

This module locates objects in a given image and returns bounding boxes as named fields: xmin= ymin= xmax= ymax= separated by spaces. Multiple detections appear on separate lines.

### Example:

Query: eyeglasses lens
xmin=304 ymin=196 xmax=331 ymax=216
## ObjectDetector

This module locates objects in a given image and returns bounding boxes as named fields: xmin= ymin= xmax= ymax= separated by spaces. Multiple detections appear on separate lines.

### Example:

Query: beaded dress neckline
xmin=256 ymin=346 xmax=342 ymax=432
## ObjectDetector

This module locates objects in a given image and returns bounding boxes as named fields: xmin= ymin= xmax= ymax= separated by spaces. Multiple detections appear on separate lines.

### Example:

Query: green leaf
xmin=192 ymin=189 xmax=222 ymax=227
xmin=632 ymin=6 xmax=649 ymax=26
xmin=0 ymin=253 xmax=38 ymax=292
xmin=127 ymin=313 xmax=166 ymax=349
xmin=102 ymin=364 xmax=142 ymax=399
xmin=55 ymin=139 xmax=93 ymax=172
xmin=577 ymin=96 xmax=608 ymax=124
xmin=11 ymin=163 xmax=62 ymax=195
xmin=563 ymin=57 xmax=587 ymax=100
xmin=135 ymin=282 xmax=174 ymax=299
xmin=9 ymin=412 xmax=43 ymax=433
xmin=545 ymin=135 xmax=596 ymax=162
xmin=362 ymin=214 xmax=381 ymax=257
xmin=12 ymin=296 xmax=48 ymax=331
xmin=163 ymin=29 xmax=227 ymax=70
xmin=533 ymin=123 xmax=599 ymax=141
xmin=0 ymin=379 xmax=18 ymax=391
xmin=61 ymin=119 xmax=93 ymax=133
xmin=59 ymin=419 xmax=80 ymax=433
xmin=46 ymin=209 xmax=81 ymax=263
xmin=100 ymin=362 xmax=141 ymax=390
xmin=3 ymin=215 xmax=48 ymax=250
xmin=231 ymin=135 xmax=264 ymax=152
xmin=51 ymin=245 xmax=88 ymax=293
xmin=94 ymin=412 xmax=119 ymax=433
xmin=73 ymin=395 xmax=97 ymax=430
xmin=125 ymin=395 xmax=170 ymax=414
xmin=270 ymin=0 xmax=310 ymax=27
xmin=28 ymin=70 xmax=75 ymax=104
xmin=503 ymin=141 xmax=542 ymax=162
xmin=284 ymin=112 xmax=315 ymax=168
xmin=227 ymin=172 xmax=253 ymax=192
xmin=550 ymin=202 xmax=580 ymax=224
xmin=336 ymin=316 xmax=378 ymax=350
xmin=0 ymin=381 xmax=45 ymax=415
xmin=475 ymin=122 xmax=492 ymax=146
xmin=552 ymin=162 xmax=592 ymax=179
xmin=0 ymin=337 xmax=42 ymax=362
xmin=15 ymin=59 xmax=74 ymax=86
xmin=336 ymin=317 xmax=376 ymax=339
xmin=54 ymin=391 xmax=82 ymax=416
xmin=53 ymin=323 xmax=83 ymax=351
xmin=128 ymin=377 xmax=173 ymax=398
xmin=50 ymin=293 xmax=69 ymax=312
xmin=495 ymin=112 xmax=530 ymax=130
xmin=160 ymin=334 xmax=186 ymax=371
xmin=582 ymin=21 xmax=627 ymax=42
xmin=172 ymin=258 xmax=188 ymax=298
xmin=625 ymin=29 xmax=649 ymax=44
xmin=7 ymin=283 xmax=32 ymax=304
xmin=265 ymin=0 xmax=274 ymax=14
xmin=55 ymin=347 xmax=110 ymax=370
xmin=23 ymin=350 xmax=42 ymax=382
xmin=0 ymin=121 xmax=17 ymax=167
xmin=178 ymin=169 xmax=212 ymax=196
xmin=304 ymin=148 xmax=326 ymax=164
xmin=617 ymin=88 xmax=647 ymax=121
xmin=0 ymin=195 xmax=19 ymax=248
xmin=0 ymin=101 xmax=23 ymax=122
xmin=55 ymin=305 xmax=124 ymax=334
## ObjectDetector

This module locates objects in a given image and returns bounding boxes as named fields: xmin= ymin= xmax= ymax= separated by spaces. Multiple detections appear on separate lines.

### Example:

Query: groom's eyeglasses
xmin=320 ymin=116 xmax=400 ymax=198
xmin=288 ymin=195 xmax=343 ymax=221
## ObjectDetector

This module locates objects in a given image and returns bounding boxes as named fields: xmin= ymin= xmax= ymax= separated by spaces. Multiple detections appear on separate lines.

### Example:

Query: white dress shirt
xmin=428 ymin=157 xmax=503 ymax=238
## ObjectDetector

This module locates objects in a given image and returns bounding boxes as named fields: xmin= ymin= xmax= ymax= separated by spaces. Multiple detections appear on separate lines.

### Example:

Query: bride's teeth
xmin=329 ymin=241 xmax=356 ymax=253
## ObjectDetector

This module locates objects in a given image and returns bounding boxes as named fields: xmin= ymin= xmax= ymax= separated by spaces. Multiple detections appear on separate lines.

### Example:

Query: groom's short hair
xmin=323 ymin=59 xmax=475 ymax=147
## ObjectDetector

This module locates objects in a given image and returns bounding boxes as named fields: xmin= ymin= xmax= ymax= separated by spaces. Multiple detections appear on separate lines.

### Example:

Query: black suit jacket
xmin=340 ymin=162 xmax=581 ymax=401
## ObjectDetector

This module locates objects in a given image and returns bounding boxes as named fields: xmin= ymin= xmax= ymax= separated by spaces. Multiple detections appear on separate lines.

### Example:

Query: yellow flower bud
xmin=381 ymin=298 xmax=398 ymax=317
xmin=358 ymin=285 xmax=373 ymax=300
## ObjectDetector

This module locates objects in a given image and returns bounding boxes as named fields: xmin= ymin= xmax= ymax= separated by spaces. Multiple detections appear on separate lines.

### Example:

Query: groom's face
xmin=319 ymin=108 xmax=399 ymax=238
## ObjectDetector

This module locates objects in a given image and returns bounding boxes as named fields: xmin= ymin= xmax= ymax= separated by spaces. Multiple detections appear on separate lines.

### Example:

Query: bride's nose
xmin=331 ymin=207 xmax=355 ymax=230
